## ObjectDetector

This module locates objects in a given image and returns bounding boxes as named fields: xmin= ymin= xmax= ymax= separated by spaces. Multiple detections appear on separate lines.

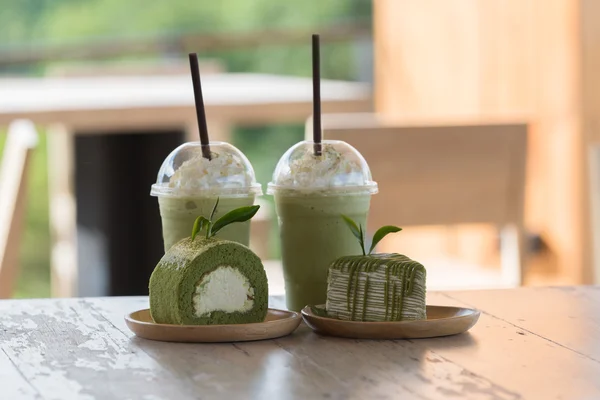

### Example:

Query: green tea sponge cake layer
xmin=326 ymin=254 xmax=426 ymax=322
xmin=149 ymin=237 xmax=268 ymax=325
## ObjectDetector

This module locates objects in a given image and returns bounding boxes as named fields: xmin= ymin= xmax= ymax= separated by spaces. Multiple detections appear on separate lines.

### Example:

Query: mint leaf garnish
xmin=369 ymin=226 xmax=402 ymax=254
xmin=190 ymin=198 xmax=260 ymax=241
xmin=191 ymin=216 xmax=210 ymax=241
xmin=209 ymin=197 xmax=220 ymax=221
xmin=342 ymin=214 xmax=365 ymax=255
xmin=341 ymin=215 xmax=402 ymax=255
xmin=211 ymin=205 xmax=260 ymax=236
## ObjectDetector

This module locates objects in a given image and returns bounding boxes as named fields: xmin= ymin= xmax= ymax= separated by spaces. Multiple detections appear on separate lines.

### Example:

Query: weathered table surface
xmin=1 ymin=287 xmax=599 ymax=400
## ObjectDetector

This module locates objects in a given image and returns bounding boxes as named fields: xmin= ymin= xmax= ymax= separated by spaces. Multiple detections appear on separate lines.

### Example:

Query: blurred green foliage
xmin=0 ymin=0 xmax=371 ymax=297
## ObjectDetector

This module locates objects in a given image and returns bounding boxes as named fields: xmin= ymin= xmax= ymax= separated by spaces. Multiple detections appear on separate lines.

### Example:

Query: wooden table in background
xmin=0 ymin=74 xmax=370 ymax=131
xmin=0 ymin=73 xmax=371 ymax=298
xmin=1 ymin=286 xmax=599 ymax=399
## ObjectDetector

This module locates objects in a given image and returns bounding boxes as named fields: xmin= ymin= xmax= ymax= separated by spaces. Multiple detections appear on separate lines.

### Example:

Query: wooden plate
xmin=301 ymin=305 xmax=480 ymax=340
xmin=125 ymin=309 xmax=301 ymax=343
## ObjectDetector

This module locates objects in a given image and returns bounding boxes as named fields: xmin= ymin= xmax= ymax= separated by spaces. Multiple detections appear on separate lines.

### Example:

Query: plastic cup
xmin=151 ymin=141 xmax=262 ymax=251
xmin=267 ymin=140 xmax=378 ymax=311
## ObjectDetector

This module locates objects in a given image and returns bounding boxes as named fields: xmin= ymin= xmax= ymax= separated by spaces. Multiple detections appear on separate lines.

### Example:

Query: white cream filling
xmin=193 ymin=266 xmax=254 ymax=317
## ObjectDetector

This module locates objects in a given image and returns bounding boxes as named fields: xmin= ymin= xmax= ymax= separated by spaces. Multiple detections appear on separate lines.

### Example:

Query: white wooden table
xmin=0 ymin=73 xmax=370 ymax=130
xmin=1 ymin=286 xmax=599 ymax=399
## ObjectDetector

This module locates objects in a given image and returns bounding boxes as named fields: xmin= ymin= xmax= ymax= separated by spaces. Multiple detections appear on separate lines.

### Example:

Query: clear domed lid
xmin=267 ymin=140 xmax=378 ymax=195
xmin=151 ymin=141 xmax=262 ymax=198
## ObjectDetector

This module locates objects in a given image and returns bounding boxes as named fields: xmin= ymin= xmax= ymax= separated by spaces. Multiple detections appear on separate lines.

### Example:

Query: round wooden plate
xmin=125 ymin=308 xmax=301 ymax=343
xmin=301 ymin=305 xmax=480 ymax=340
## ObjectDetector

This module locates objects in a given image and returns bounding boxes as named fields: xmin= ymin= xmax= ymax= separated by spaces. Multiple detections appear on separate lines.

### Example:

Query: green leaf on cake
xmin=341 ymin=214 xmax=361 ymax=239
xmin=340 ymin=215 xmax=403 ymax=256
xmin=191 ymin=199 xmax=261 ymax=241
xmin=209 ymin=197 xmax=220 ymax=221
xmin=191 ymin=216 xmax=210 ymax=241
xmin=211 ymin=205 xmax=260 ymax=237
xmin=206 ymin=197 xmax=220 ymax=237
xmin=341 ymin=214 xmax=366 ymax=255
xmin=368 ymin=225 xmax=402 ymax=255
xmin=359 ymin=224 xmax=366 ymax=255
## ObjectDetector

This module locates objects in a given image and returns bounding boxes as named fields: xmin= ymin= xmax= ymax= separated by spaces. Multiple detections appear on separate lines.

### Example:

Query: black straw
xmin=188 ymin=53 xmax=211 ymax=160
xmin=312 ymin=34 xmax=322 ymax=156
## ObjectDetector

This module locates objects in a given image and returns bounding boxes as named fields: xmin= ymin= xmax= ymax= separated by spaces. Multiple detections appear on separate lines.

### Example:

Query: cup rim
xmin=150 ymin=183 xmax=263 ymax=198
xmin=266 ymin=181 xmax=378 ymax=196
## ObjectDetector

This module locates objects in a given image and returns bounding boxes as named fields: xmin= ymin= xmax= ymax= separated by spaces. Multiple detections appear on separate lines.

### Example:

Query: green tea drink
xmin=268 ymin=140 xmax=378 ymax=311
xmin=157 ymin=196 xmax=254 ymax=251
xmin=274 ymin=193 xmax=371 ymax=311
xmin=151 ymin=142 xmax=262 ymax=251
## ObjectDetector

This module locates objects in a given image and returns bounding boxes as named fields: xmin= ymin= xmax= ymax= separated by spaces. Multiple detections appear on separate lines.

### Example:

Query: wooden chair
xmin=0 ymin=120 xmax=38 ymax=298
xmin=311 ymin=113 xmax=528 ymax=286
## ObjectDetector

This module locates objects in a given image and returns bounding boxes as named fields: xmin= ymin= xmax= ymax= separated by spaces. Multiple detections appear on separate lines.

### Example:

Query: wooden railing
xmin=0 ymin=22 xmax=370 ymax=68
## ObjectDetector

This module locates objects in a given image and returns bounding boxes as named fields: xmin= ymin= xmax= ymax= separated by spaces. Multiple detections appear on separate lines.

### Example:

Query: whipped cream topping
xmin=271 ymin=143 xmax=372 ymax=190
xmin=168 ymin=152 xmax=253 ymax=195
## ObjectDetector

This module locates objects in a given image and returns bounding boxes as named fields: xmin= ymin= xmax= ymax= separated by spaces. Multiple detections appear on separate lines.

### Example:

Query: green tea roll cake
xmin=326 ymin=253 xmax=426 ymax=322
xmin=149 ymin=237 xmax=268 ymax=325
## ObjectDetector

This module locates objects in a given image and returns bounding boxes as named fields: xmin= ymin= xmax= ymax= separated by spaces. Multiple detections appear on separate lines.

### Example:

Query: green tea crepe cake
xmin=149 ymin=201 xmax=268 ymax=325
xmin=326 ymin=253 xmax=426 ymax=322
xmin=325 ymin=216 xmax=427 ymax=322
